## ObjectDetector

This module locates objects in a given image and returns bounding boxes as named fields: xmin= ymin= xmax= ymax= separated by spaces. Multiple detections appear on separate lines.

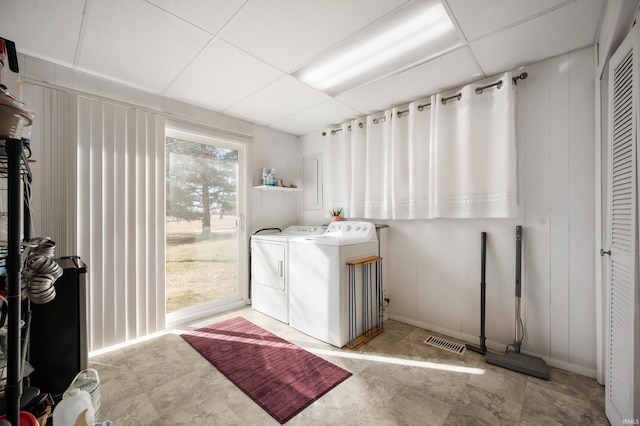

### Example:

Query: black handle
xmin=252 ymin=227 xmax=282 ymax=235
xmin=0 ymin=37 xmax=19 ymax=73
xmin=515 ymin=226 xmax=522 ymax=298
xmin=480 ymin=231 xmax=487 ymax=352
xmin=600 ymin=248 xmax=611 ymax=256
xmin=480 ymin=232 xmax=487 ymax=283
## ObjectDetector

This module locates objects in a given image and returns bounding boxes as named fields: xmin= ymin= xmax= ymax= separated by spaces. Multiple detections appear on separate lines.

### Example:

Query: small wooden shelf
xmin=347 ymin=256 xmax=383 ymax=266
xmin=346 ymin=326 xmax=384 ymax=350
xmin=253 ymin=185 xmax=302 ymax=192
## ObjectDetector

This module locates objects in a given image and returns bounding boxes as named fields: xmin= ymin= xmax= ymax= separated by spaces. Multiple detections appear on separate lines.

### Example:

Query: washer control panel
xmin=324 ymin=221 xmax=377 ymax=240
xmin=284 ymin=226 xmax=322 ymax=235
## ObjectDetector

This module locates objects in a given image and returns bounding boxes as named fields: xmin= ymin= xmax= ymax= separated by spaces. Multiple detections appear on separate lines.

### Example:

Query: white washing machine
xmin=250 ymin=225 xmax=323 ymax=323
xmin=288 ymin=221 xmax=379 ymax=347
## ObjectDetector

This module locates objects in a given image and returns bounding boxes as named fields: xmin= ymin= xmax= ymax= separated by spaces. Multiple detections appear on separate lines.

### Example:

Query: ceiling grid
xmin=0 ymin=0 xmax=605 ymax=135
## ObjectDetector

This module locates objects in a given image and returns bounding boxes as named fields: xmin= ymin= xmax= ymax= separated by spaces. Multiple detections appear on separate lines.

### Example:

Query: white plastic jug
xmin=52 ymin=388 xmax=95 ymax=426
xmin=63 ymin=368 xmax=101 ymax=421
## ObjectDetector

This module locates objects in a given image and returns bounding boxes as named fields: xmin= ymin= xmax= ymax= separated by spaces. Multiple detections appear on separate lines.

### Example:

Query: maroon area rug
xmin=181 ymin=316 xmax=352 ymax=424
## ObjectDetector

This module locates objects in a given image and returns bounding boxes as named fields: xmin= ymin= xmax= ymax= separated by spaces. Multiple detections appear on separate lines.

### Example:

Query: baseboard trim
xmin=389 ymin=314 xmax=597 ymax=379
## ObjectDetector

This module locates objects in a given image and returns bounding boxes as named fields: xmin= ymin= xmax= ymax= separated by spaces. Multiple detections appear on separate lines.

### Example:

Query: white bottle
xmin=53 ymin=388 xmax=95 ymax=426
xmin=63 ymin=369 xmax=101 ymax=422
xmin=271 ymin=168 xmax=277 ymax=186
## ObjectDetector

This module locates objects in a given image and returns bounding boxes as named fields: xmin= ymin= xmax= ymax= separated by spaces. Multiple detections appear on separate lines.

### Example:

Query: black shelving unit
xmin=0 ymin=137 xmax=32 ymax=425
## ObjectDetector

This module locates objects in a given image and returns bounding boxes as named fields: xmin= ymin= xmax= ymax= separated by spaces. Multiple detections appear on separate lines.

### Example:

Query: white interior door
xmin=605 ymin=24 xmax=640 ymax=424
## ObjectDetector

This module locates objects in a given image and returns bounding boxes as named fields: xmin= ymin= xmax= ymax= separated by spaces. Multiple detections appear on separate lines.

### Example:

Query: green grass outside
xmin=165 ymin=218 xmax=237 ymax=312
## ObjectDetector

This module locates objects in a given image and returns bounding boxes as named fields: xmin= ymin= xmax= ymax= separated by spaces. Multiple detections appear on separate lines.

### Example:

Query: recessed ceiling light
xmin=294 ymin=1 xmax=462 ymax=96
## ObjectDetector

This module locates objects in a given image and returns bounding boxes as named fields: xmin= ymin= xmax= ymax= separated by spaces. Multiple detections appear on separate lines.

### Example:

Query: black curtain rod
xmin=513 ymin=72 xmax=528 ymax=84
xmin=474 ymin=72 xmax=528 ymax=95
xmin=476 ymin=80 xmax=502 ymax=94
xmin=397 ymin=102 xmax=431 ymax=118
xmin=322 ymin=128 xmax=343 ymax=136
xmin=322 ymin=72 xmax=529 ymax=135
xmin=439 ymin=71 xmax=529 ymax=105
xmin=441 ymin=93 xmax=462 ymax=105
xmin=322 ymin=122 xmax=363 ymax=136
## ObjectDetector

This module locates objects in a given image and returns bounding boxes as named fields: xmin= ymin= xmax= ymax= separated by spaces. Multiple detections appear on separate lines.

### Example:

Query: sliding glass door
xmin=165 ymin=128 xmax=246 ymax=323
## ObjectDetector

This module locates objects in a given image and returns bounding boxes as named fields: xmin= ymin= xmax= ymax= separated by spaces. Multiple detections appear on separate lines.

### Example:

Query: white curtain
xmin=325 ymin=123 xmax=352 ymax=216
xmin=391 ymin=100 xmax=432 ymax=219
xmin=349 ymin=120 xmax=367 ymax=216
xmin=325 ymin=71 xmax=517 ymax=219
xmin=363 ymin=112 xmax=392 ymax=218
xmin=430 ymin=72 xmax=517 ymax=218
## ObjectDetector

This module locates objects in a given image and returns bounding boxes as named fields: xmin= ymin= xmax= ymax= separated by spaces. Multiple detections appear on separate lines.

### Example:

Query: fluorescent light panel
xmin=295 ymin=1 xmax=462 ymax=96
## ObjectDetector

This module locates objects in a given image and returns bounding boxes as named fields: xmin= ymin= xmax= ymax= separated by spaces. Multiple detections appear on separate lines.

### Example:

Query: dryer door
xmin=252 ymin=240 xmax=286 ymax=291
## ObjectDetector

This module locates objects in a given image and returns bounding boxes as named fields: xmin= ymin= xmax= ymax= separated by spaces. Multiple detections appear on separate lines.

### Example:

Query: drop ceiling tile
xmin=220 ymin=0 xmax=408 ymax=72
xmin=469 ymin=0 xmax=603 ymax=75
xmin=146 ymin=0 xmax=246 ymax=35
xmin=77 ymin=0 xmax=212 ymax=92
xmin=164 ymin=40 xmax=284 ymax=111
xmin=446 ymin=0 xmax=568 ymax=41
xmin=338 ymin=47 xmax=482 ymax=115
xmin=0 ymin=0 xmax=86 ymax=67
xmin=271 ymin=99 xmax=362 ymax=135
xmin=225 ymin=75 xmax=331 ymax=125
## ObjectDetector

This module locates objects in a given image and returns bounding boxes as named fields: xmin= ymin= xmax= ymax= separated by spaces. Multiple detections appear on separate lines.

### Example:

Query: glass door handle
xmin=235 ymin=215 xmax=244 ymax=231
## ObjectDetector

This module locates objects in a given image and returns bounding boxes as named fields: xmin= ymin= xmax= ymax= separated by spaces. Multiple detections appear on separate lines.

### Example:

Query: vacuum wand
xmin=466 ymin=231 xmax=488 ymax=354
xmin=479 ymin=232 xmax=487 ymax=352
xmin=484 ymin=225 xmax=549 ymax=380
xmin=514 ymin=225 xmax=522 ymax=353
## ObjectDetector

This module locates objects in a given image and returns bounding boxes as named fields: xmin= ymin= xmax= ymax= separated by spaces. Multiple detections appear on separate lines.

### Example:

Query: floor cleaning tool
xmin=485 ymin=226 xmax=549 ymax=380
xmin=466 ymin=231 xmax=487 ymax=354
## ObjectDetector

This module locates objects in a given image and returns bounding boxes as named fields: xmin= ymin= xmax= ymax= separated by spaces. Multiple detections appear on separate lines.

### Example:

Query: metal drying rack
xmin=346 ymin=255 xmax=384 ymax=349
xmin=0 ymin=138 xmax=33 ymax=424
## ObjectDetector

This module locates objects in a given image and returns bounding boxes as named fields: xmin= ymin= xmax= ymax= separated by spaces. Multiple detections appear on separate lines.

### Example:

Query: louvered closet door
xmin=606 ymin=25 xmax=639 ymax=424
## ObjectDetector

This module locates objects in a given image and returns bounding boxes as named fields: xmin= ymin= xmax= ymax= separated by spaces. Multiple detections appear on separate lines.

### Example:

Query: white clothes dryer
xmin=250 ymin=225 xmax=323 ymax=323
xmin=288 ymin=221 xmax=379 ymax=347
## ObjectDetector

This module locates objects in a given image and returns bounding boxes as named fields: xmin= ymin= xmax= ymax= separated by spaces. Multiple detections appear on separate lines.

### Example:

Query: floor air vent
xmin=424 ymin=335 xmax=466 ymax=354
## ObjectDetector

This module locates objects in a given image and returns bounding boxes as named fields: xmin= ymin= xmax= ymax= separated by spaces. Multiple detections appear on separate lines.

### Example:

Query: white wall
xmin=248 ymin=126 xmax=300 ymax=234
xmin=299 ymin=46 xmax=597 ymax=377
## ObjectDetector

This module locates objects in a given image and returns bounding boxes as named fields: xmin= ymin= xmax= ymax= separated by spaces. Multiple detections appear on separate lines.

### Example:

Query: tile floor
xmin=90 ymin=307 xmax=609 ymax=425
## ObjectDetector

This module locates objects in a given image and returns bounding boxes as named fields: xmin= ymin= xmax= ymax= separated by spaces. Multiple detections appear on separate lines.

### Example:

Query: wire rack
xmin=0 ymin=311 xmax=31 ymax=396
xmin=0 ymin=137 xmax=33 ymax=421
xmin=0 ymin=137 xmax=32 ymax=292
xmin=0 ymin=139 xmax=32 ymax=179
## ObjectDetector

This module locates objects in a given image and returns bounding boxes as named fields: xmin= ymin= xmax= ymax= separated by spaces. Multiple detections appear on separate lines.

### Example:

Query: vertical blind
xmin=26 ymin=83 xmax=167 ymax=352
xmin=77 ymin=96 xmax=166 ymax=351
xmin=325 ymin=71 xmax=518 ymax=219
xmin=22 ymin=85 xmax=79 ymax=256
